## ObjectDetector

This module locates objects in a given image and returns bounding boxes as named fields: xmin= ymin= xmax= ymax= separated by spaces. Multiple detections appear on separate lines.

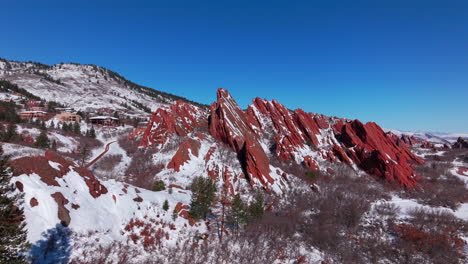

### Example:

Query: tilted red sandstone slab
xmin=140 ymin=100 xmax=206 ymax=147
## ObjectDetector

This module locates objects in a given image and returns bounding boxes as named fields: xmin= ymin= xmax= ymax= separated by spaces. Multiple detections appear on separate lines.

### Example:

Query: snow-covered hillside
xmin=0 ymin=58 xmax=204 ymax=117
xmin=387 ymin=129 xmax=468 ymax=144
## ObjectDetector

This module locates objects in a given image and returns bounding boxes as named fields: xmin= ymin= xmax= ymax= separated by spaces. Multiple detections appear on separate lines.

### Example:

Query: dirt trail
xmin=85 ymin=141 xmax=116 ymax=168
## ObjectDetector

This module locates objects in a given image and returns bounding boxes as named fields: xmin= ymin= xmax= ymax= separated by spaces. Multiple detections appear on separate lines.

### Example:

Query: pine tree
xmin=34 ymin=130 xmax=50 ymax=149
xmin=163 ymin=200 xmax=169 ymax=211
xmin=3 ymin=124 xmax=18 ymax=142
xmin=79 ymin=144 xmax=89 ymax=167
xmin=49 ymin=121 xmax=55 ymax=129
xmin=72 ymin=122 xmax=81 ymax=135
xmin=51 ymin=140 xmax=57 ymax=151
xmin=229 ymin=194 xmax=247 ymax=230
xmin=189 ymin=176 xmax=217 ymax=220
xmin=62 ymin=123 xmax=69 ymax=132
xmin=247 ymin=193 xmax=264 ymax=220
xmin=0 ymin=146 xmax=28 ymax=263
xmin=89 ymin=127 xmax=96 ymax=139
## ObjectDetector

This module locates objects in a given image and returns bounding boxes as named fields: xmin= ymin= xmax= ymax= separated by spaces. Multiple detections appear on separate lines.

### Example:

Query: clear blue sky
xmin=2 ymin=0 xmax=467 ymax=133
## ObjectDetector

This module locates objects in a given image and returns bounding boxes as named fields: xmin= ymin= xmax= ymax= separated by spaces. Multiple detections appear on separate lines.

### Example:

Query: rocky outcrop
xmin=209 ymin=88 xmax=274 ymax=188
xmin=51 ymin=192 xmax=71 ymax=227
xmin=140 ymin=100 xmax=206 ymax=147
xmin=387 ymin=132 xmax=435 ymax=149
xmin=167 ymin=138 xmax=201 ymax=172
xmin=139 ymin=88 xmax=425 ymax=189
xmin=336 ymin=120 xmax=423 ymax=187
xmin=30 ymin=197 xmax=39 ymax=207
xmin=10 ymin=150 xmax=108 ymax=198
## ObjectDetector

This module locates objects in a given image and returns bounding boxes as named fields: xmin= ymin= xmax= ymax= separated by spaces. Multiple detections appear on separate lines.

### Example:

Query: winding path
xmin=85 ymin=141 xmax=116 ymax=168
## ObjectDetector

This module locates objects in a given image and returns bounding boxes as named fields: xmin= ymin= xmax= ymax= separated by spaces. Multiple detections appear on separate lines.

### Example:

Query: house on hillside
xmin=26 ymin=100 xmax=48 ymax=111
xmin=19 ymin=111 xmax=47 ymax=120
xmin=56 ymin=112 xmax=81 ymax=123
xmin=89 ymin=116 xmax=119 ymax=126
xmin=29 ymin=106 xmax=47 ymax=112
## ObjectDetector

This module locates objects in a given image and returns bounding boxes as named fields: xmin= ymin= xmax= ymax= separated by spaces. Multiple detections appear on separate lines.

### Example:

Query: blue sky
xmin=2 ymin=0 xmax=468 ymax=133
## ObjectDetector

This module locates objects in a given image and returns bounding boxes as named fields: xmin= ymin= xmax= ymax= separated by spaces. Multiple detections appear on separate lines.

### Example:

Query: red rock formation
xmin=167 ymin=138 xmax=201 ymax=172
xmin=30 ymin=197 xmax=39 ymax=207
xmin=303 ymin=156 xmax=319 ymax=170
xmin=174 ymin=202 xmax=195 ymax=226
xmin=15 ymin=181 xmax=24 ymax=192
xmin=140 ymin=88 xmax=425 ymax=189
xmin=51 ymin=192 xmax=71 ymax=227
xmin=140 ymin=100 xmax=206 ymax=147
xmin=337 ymin=120 xmax=423 ymax=187
xmin=209 ymin=88 xmax=273 ymax=188
xmin=11 ymin=151 xmax=108 ymax=198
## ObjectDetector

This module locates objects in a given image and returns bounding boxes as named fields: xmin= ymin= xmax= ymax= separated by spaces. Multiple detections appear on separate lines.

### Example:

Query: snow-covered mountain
xmin=386 ymin=129 xmax=468 ymax=144
xmin=0 ymin=58 xmax=204 ymax=117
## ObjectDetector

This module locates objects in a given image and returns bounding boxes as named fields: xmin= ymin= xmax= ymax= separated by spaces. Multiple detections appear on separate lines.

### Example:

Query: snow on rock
xmin=209 ymin=88 xmax=285 ymax=191
xmin=139 ymin=100 xmax=206 ymax=147
xmin=9 ymin=151 xmax=200 ymax=244
xmin=167 ymin=138 xmax=201 ymax=172
xmin=138 ymin=88 xmax=426 ymax=190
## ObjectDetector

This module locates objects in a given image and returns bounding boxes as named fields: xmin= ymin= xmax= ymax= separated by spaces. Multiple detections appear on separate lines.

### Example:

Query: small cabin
xmin=89 ymin=116 xmax=119 ymax=126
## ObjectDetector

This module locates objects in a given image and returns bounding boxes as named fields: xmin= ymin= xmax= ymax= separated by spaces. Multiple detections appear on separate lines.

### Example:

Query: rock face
xmin=167 ymin=138 xmax=201 ymax=172
xmin=387 ymin=132 xmax=435 ymax=149
xmin=11 ymin=150 xmax=108 ymax=199
xmin=139 ymin=88 xmax=424 ymax=189
xmin=209 ymin=89 xmax=275 ymax=188
xmin=336 ymin=121 xmax=423 ymax=187
xmin=140 ymin=100 xmax=206 ymax=147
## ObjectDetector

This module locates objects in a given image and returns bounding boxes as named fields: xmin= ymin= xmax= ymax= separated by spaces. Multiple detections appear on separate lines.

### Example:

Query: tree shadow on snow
xmin=29 ymin=224 xmax=73 ymax=264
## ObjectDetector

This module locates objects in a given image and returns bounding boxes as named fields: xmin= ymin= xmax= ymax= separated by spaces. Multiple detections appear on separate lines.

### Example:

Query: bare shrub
xmin=373 ymin=202 xmax=400 ymax=219
xmin=124 ymin=148 xmax=164 ymax=189
xmin=118 ymin=136 xmax=139 ymax=156
xmin=402 ymin=162 xmax=468 ymax=209
xmin=95 ymin=154 xmax=122 ymax=171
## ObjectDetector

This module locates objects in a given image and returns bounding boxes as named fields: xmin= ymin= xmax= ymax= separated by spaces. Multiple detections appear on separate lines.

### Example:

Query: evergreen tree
xmin=189 ymin=176 xmax=217 ymax=220
xmin=0 ymin=146 xmax=28 ymax=263
xmin=72 ymin=122 xmax=80 ymax=135
xmin=3 ymin=124 xmax=18 ymax=142
xmin=34 ymin=130 xmax=50 ymax=149
xmin=49 ymin=121 xmax=55 ymax=129
xmin=62 ymin=123 xmax=69 ymax=132
xmin=89 ymin=127 xmax=96 ymax=139
xmin=229 ymin=194 xmax=247 ymax=230
xmin=132 ymin=118 xmax=139 ymax=128
xmin=247 ymin=193 xmax=264 ymax=220
xmin=163 ymin=200 xmax=169 ymax=211
xmin=79 ymin=144 xmax=90 ymax=167
xmin=152 ymin=180 xmax=166 ymax=192
xmin=51 ymin=140 xmax=57 ymax=151
xmin=172 ymin=208 xmax=178 ymax=221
